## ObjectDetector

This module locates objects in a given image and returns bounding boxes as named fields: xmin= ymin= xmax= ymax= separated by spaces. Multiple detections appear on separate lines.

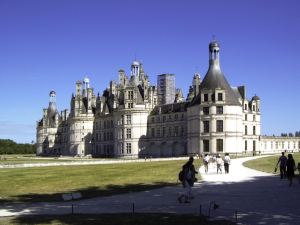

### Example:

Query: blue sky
xmin=0 ymin=0 xmax=299 ymax=143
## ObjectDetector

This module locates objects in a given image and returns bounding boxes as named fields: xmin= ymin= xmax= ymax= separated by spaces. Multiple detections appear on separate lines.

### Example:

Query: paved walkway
xmin=1 ymin=156 xmax=300 ymax=225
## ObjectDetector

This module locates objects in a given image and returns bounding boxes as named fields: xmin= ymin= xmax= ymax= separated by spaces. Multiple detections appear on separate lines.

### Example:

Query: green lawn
xmin=0 ymin=159 xmax=201 ymax=203
xmin=243 ymin=153 xmax=300 ymax=173
xmin=0 ymin=155 xmax=74 ymax=164
xmin=0 ymin=214 xmax=234 ymax=225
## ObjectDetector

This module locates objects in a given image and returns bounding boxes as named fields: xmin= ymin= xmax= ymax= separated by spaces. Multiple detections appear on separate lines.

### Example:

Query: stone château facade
xmin=36 ymin=41 xmax=300 ymax=158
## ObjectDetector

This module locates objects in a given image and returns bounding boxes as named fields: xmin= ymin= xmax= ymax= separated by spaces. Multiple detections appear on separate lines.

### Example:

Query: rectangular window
xmin=253 ymin=140 xmax=256 ymax=151
xmin=203 ymin=140 xmax=209 ymax=152
xmin=174 ymin=126 xmax=178 ymax=136
xmin=128 ymin=103 xmax=133 ymax=108
xmin=181 ymin=126 xmax=184 ymax=136
xmin=121 ymin=129 xmax=124 ymax=139
xmin=126 ymin=115 xmax=131 ymax=124
xmin=156 ymin=128 xmax=161 ymax=137
xmin=151 ymin=128 xmax=155 ymax=137
xmin=203 ymin=107 xmax=209 ymax=115
xmin=174 ymin=114 xmax=178 ymax=120
xmin=216 ymin=106 xmax=223 ymax=114
xmin=218 ymin=93 xmax=223 ymax=101
xmin=203 ymin=121 xmax=209 ymax=133
xmin=128 ymin=91 xmax=133 ymax=100
xmin=120 ymin=143 xmax=124 ymax=154
xmin=245 ymin=114 xmax=247 ymax=121
xmin=253 ymin=126 xmax=256 ymax=135
xmin=126 ymin=143 xmax=131 ymax=154
xmin=253 ymin=115 xmax=256 ymax=121
xmin=162 ymin=127 xmax=166 ymax=137
xmin=126 ymin=128 xmax=131 ymax=139
xmin=163 ymin=116 xmax=166 ymax=122
xmin=216 ymin=120 xmax=223 ymax=132
xmin=168 ymin=127 xmax=172 ymax=136
xmin=121 ymin=115 xmax=124 ymax=125
xmin=245 ymin=140 xmax=247 ymax=151
xmin=204 ymin=94 xmax=208 ymax=102
xmin=244 ymin=104 xmax=248 ymax=110
xmin=217 ymin=139 xmax=223 ymax=152
xmin=245 ymin=125 xmax=248 ymax=135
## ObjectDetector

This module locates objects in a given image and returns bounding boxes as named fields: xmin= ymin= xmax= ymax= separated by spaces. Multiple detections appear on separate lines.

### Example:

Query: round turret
xmin=49 ymin=90 xmax=56 ymax=97
xmin=132 ymin=61 xmax=140 ymax=66
xmin=252 ymin=95 xmax=260 ymax=101
xmin=83 ymin=76 xmax=90 ymax=84
xmin=209 ymin=41 xmax=220 ymax=51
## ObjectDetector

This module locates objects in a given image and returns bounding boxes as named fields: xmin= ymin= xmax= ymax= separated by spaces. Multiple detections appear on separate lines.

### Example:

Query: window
xmin=218 ymin=93 xmax=223 ymax=101
xmin=216 ymin=106 xmax=223 ymax=114
xmin=244 ymin=104 xmax=248 ymax=110
xmin=121 ymin=129 xmax=124 ymax=139
xmin=126 ymin=143 xmax=131 ymax=154
xmin=245 ymin=125 xmax=248 ymax=135
xmin=121 ymin=115 xmax=124 ymax=125
xmin=204 ymin=94 xmax=208 ymax=102
xmin=174 ymin=126 xmax=178 ymax=136
xmin=253 ymin=115 xmax=256 ymax=121
xmin=245 ymin=114 xmax=247 ymax=121
xmin=126 ymin=115 xmax=131 ymax=124
xmin=156 ymin=128 xmax=161 ymax=137
xmin=216 ymin=120 xmax=223 ymax=132
xmin=203 ymin=107 xmax=209 ymax=115
xmin=126 ymin=128 xmax=131 ymax=139
xmin=181 ymin=126 xmax=184 ymax=136
xmin=203 ymin=121 xmax=209 ymax=133
xmin=203 ymin=140 xmax=209 ymax=152
xmin=162 ymin=127 xmax=166 ymax=137
xmin=151 ymin=117 xmax=155 ymax=123
xmin=245 ymin=140 xmax=247 ymax=151
xmin=253 ymin=126 xmax=256 ymax=135
xmin=128 ymin=91 xmax=133 ymax=100
xmin=252 ymin=105 xmax=256 ymax=111
xmin=151 ymin=128 xmax=155 ymax=137
xmin=174 ymin=114 xmax=178 ymax=120
xmin=120 ymin=143 xmax=124 ymax=154
xmin=163 ymin=116 xmax=166 ymax=122
xmin=128 ymin=103 xmax=133 ymax=108
xmin=217 ymin=139 xmax=223 ymax=152
xmin=168 ymin=127 xmax=172 ymax=136
xmin=253 ymin=140 xmax=256 ymax=151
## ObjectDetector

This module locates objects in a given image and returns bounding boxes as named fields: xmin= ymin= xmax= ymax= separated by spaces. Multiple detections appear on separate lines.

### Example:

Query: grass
xmin=0 ymin=155 xmax=74 ymax=165
xmin=0 ymin=159 xmax=201 ymax=203
xmin=243 ymin=153 xmax=300 ymax=173
xmin=0 ymin=213 xmax=235 ymax=225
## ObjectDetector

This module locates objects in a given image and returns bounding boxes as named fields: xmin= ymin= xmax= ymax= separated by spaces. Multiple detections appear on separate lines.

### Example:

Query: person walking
xmin=276 ymin=152 xmax=287 ymax=179
xmin=178 ymin=156 xmax=198 ymax=203
xmin=224 ymin=153 xmax=231 ymax=174
xmin=286 ymin=154 xmax=296 ymax=186
xmin=216 ymin=155 xmax=223 ymax=174
xmin=203 ymin=154 xmax=210 ymax=173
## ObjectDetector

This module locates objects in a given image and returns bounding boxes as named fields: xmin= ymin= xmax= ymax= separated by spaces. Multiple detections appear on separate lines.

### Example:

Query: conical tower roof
xmin=191 ymin=41 xmax=240 ymax=106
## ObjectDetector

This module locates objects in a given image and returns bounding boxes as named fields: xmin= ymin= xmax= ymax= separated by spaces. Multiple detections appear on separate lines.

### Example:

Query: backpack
xmin=178 ymin=170 xmax=184 ymax=182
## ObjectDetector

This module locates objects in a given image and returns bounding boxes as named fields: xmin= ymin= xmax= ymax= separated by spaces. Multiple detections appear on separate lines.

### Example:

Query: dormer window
xmin=204 ymin=94 xmax=208 ymax=102
xmin=252 ymin=105 xmax=256 ymax=111
xmin=244 ymin=104 xmax=248 ymax=110
xmin=218 ymin=93 xmax=223 ymax=101
xmin=128 ymin=91 xmax=133 ymax=100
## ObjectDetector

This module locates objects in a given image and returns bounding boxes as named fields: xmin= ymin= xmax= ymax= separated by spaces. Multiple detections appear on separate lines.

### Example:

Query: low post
xmin=199 ymin=204 xmax=202 ymax=216
xmin=235 ymin=210 xmax=238 ymax=223
xmin=132 ymin=203 xmax=135 ymax=214
xmin=71 ymin=204 xmax=74 ymax=215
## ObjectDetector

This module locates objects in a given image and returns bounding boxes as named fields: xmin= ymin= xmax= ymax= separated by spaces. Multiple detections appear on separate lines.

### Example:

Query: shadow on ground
xmin=2 ymin=213 xmax=235 ymax=225
xmin=0 ymin=182 xmax=175 ymax=204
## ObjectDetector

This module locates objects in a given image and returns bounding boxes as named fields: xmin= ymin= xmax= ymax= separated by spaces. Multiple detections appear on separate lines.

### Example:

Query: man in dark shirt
xmin=277 ymin=152 xmax=287 ymax=179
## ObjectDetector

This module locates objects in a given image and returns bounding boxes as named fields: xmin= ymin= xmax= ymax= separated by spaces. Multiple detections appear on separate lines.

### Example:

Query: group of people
xmin=203 ymin=153 xmax=231 ymax=174
xmin=178 ymin=153 xmax=232 ymax=203
xmin=276 ymin=152 xmax=300 ymax=186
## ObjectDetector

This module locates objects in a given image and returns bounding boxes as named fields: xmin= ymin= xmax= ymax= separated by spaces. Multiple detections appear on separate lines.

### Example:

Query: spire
xmin=209 ymin=39 xmax=220 ymax=70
